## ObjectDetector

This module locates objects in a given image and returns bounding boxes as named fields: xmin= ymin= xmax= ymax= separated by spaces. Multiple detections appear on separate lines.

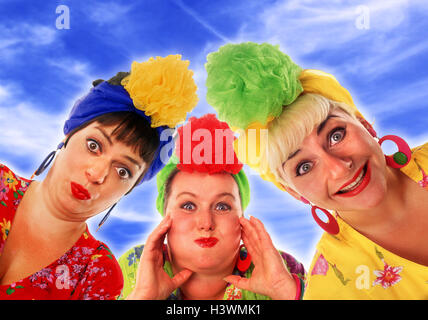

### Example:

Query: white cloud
xmin=0 ymin=101 xmax=65 ymax=157
xmin=173 ymin=0 xmax=232 ymax=43
xmin=47 ymin=58 xmax=93 ymax=81
xmin=85 ymin=2 xmax=133 ymax=25
xmin=0 ymin=84 xmax=11 ymax=101
xmin=111 ymin=208 xmax=161 ymax=223
xmin=359 ymin=76 xmax=428 ymax=120
xmin=221 ymin=0 xmax=428 ymax=77
xmin=0 ymin=23 xmax=57 ymax=60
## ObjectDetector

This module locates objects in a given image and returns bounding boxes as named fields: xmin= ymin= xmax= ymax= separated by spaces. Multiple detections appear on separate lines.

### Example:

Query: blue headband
xmin=63 ymin=81 xmax=173 ymax=184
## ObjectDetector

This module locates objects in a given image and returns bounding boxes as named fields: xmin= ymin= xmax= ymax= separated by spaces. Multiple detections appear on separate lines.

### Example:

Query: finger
xmin=240 ymin=217 xmax=261 ymax=253
xmin=145 ymin=216 xmax=172 ymax=251
xmin=240 ymin=217 xmax=261 ymax=243
xmin=223 ymin=275 xmax=252 ymax=292
xmin=241 ymin=230 xmax=256 ymax=255
xmin=250 ymin=216 xmax=275 ymax=248
xmin=171 ymin=269 xmax=193 ymax=289
xmin=241 ymin=231 xmax=262 ymax=266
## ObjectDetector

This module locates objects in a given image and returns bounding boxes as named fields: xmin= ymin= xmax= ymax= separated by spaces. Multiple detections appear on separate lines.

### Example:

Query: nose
xmin=197 ymin=209 xmax=215 ymax=232
xmin=322 ymin=152 xmax=353 ymax=180
xmin=85 ymin=160 xmax=109 ymax=184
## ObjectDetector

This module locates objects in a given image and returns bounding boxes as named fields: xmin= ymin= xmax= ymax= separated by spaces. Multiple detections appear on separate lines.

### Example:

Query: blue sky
xmin=1 ymin=0 xmax=427 ymax=268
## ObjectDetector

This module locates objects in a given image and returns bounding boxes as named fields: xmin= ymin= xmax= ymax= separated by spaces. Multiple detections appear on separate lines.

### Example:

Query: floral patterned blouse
xmin=118 ymin=244 xmax=306 ymax=300
xmin=0 ymin=164 xmax=123 ymax=300
xmin=304 ymin=143 xmax=428 ymax=299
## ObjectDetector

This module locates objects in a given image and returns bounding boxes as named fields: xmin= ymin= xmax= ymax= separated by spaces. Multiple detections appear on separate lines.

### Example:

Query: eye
xmin=329 ymin=127 xmax=346 ymax=146
xmin=215 ymin=202 xmax=231 ymax=212
xmin=181 ymin=202 xmax=196 ymax=211
xmin=87 ymin=139 xmax=101 ymax=153
xmin=296 ymin=161 xmax=313 ymax=176
xmin=115 ymin=167 xmax=131 ymax=180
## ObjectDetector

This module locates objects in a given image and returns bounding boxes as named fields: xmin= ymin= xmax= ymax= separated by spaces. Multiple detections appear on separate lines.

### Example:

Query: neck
xmin=171 ymin=254 xmax=238 ymax=300
xmin=337 ymin=166 xmax=416 ymax=236
xmin=18 ymin=178 xmax=87 ymax=241
xmin=180 ymin=273 xmax=230 ymax=300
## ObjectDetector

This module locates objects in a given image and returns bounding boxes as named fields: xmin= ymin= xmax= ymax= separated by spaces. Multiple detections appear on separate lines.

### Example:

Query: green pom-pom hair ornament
xmin=205 ymin=42 xmax=303 ymax=130
xmin=205 ymin=41 xmax=413 ymax=191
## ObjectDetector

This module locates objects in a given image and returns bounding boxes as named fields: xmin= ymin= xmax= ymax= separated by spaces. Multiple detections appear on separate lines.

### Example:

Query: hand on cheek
xmin=224 ymin=216 xmax=297 ymax=300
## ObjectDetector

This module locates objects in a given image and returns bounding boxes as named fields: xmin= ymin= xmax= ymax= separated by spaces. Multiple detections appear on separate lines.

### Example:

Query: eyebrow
xmin=283 ymin=114 xmax=339 ymax=165
xmin=316 ymin=114 xmax=339 ymax=136
xmin=96 ymin=127 xmax=142 ymax=169
xmin=176 ymin=191 xmax=197 ymax=199
xmin=217 ymin=192 xmax=236 ymax=201
xmin=125 ymin=155 xmax=142 ymax=169
xmin=176 ymin=191 xmax=236 ymax=201
xmin=95 ymin=127 xmax=113 ymax=146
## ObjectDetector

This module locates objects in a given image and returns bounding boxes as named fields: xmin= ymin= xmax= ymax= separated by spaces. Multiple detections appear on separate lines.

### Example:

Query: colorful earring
xmin=96 ymin=203 xmax=117 ymax=232
xmin=359 ymin=117 xmax=411 ymax=168
xmin=236 ymin=244 xmax=252 ymax=272
xmin=31 ymin=142 xmax=65 ymax=179
xmin=378 ymin=135 xmax=411 ymax=169
xmin=300 ymin=197 xmax=340 ymax=235
xmin=358 ymin=117 xmax=377 ymax=138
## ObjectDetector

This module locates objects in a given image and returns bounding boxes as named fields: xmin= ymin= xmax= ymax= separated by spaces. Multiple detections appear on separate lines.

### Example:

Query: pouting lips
xmin=194 ymin=237 xmax=219 ymax=248
xmin=70 ymin=182 xmax=91 ymax=200
xmin=336 ymin=162 xmax=368 ymax=194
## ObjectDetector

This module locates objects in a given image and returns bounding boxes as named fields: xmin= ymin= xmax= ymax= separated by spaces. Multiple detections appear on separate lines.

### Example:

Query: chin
xmin=179 ymin=248 xmax=232 ymax=273
xmin=191 ymin=256 xmax=228 ymax=272
xmin=336 ymin=183 xmax=387 ymax=211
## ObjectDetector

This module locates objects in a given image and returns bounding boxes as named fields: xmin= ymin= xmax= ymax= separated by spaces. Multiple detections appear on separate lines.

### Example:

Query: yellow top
xmin=304 ymin=143 xmax=428 ymax=300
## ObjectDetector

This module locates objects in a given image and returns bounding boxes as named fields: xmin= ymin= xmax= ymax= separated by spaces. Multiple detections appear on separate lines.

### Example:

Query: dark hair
xmin=65 ymin=72 xmax=160 ymax=190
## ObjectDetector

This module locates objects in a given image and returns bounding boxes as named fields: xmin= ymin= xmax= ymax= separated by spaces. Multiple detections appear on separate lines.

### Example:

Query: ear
xmin=282 ymin=184 xmax=302 ymax=201
xmin=357 ymin=116 xmax=377 ymax=138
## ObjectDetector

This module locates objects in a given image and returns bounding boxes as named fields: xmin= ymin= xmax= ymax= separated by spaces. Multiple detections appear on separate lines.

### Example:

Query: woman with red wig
xmin=118 ymin=114 xmax=306 ymax=300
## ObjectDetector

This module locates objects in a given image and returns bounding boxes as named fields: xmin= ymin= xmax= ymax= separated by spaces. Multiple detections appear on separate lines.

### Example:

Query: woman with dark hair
xmin=0 ymin=55 xmax=198 ymax=299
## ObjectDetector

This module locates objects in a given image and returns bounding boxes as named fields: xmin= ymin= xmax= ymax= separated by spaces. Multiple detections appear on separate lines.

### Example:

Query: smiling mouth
xmin=335 ymin=161 xmax=370 ymax=197
xmin=70 ymin=182 xmax=91 ymax=200
xmin=194 ymin=237 xmax=219 ymax=248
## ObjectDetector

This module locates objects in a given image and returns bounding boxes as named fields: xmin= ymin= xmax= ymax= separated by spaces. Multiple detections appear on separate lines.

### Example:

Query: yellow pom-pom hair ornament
xmin=122 ymin=55 xmax=199 ymax=128
xmin=63 ymin=54 xmax=198 ymax=184
xmin=205 ymin=42 xmax=365 ymax=191
xmin=57 ymin=54 xmax=198 ymax=230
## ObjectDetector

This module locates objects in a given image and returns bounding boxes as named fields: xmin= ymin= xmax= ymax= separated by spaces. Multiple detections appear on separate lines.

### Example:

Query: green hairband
xmin=156 ymin=155 xmax=251 ymax=216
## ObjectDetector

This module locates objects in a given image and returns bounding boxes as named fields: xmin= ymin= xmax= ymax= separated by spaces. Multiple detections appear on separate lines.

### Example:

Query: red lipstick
xmin=194 ymin=237 xmax=218 ymax=248
xmin=70 ymin=182 xmax=91 ymax=200
xmin=335 ymin=162 xmax=371 ymax=198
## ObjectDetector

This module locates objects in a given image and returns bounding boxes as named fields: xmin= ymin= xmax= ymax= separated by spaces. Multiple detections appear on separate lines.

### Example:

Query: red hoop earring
xmin=378 ymin=135 xmax=411 ymax=169
xmin=236 ymin=244 xmax=252 ymax=272
xmin=301 ymin=197 xmax=340 ymax=235
xmin=358 ymin=117 xmax=377 ymax=138
xmin=311 ymin=206 xmax=340 ymax=235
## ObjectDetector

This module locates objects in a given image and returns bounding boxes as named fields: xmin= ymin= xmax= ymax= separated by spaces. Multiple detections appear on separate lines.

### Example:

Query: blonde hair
xmin=260 ymin=93 xmax=358 ymax=187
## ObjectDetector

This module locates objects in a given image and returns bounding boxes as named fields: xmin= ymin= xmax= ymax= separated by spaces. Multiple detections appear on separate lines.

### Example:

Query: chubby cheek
xmin=291 ymin=175 xmax=326 ymax=207
xmin=166 ymin=214 xmax=194 ymax=253
xmin=215 ymin=214 xmax=242 ymax=255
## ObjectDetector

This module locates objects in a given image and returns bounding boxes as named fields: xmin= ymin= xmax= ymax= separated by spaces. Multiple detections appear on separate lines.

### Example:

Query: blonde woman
xmin=205 ymin=42 xmax=428 ymax=299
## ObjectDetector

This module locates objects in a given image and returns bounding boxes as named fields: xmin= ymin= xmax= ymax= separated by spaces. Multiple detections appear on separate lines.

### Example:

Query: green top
xmin=118 ymin=244 xmax=306 ymax=300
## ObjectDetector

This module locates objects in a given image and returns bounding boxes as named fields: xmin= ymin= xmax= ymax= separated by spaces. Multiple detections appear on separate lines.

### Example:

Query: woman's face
xmin=165 ymin=171 xmax=242 ymax=274
xmin=282 ymin=108 xmax=388 ymax=212
xmin=46 ymin=121 xmax=146 ymax=220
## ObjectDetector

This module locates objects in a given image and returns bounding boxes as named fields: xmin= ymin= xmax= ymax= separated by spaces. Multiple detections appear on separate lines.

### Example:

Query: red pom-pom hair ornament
xmin=175 ymin=114 xmax=243 ymax=174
